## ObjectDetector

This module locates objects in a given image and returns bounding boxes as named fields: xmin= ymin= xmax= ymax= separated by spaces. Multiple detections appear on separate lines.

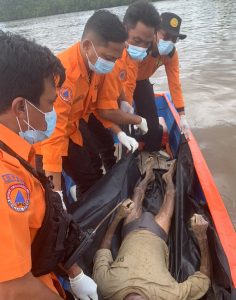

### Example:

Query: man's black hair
xmin=82 ymin=10 xmax=128 ymax=43
xmin=123 ymin=0 xmax=160 ymax=31
xmin=0 ymin=31 xmax=65 ymax=114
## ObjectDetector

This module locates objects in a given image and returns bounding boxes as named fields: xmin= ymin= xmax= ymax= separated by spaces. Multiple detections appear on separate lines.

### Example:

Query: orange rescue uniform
xmin=0 ymin=124 xmax=64 ymax=298
xmin=95 ymin=48 xmax=138 ymax=126
xmin=40 ymin=42 xmax=106 ymax=173
xmin=137 ymin=50 xmax=185 ymax=110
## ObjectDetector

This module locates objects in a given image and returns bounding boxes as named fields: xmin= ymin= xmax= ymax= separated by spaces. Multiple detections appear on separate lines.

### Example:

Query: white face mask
xmin=16 ymin=100 xmax=57 ymax=144
xmin=157 ymin=39 xmax=175 ymax=56
xmin=86 ymin=41 xmax=115 ymax=74
xmin=127 ymin=44 xmax=148 ymax=61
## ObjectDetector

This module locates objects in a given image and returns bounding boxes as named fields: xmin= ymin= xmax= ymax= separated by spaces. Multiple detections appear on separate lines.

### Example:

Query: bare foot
xmin=162 ymin=160 xmax=176 ymax=184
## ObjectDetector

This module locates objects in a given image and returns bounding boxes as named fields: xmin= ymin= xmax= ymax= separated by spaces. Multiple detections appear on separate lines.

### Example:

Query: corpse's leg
xmin=154 ymin=161 xmax=176 ymax=234
xmin=124 ymin=156 xmax=155 ymax=225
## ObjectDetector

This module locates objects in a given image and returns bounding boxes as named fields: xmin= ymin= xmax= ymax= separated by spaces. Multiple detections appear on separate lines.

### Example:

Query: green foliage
xmin=0 ymin=0 xmax=137 ymax=22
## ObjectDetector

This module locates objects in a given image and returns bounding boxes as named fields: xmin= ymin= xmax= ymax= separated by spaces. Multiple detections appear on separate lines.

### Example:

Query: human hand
xmin=70 ymin=271 xmax=98 ymax=300
xmin=137 ymin=117 xmax=148 ymax=134
xmin=117 ymin=199 xmax=135 ymax=219
xmin=190 ymin=214 xmax=209 ymax=239
xmin=120 ymin=101 xmax=134 ymax=114
xmin=117 ymin=131 xmax=139 ymax=152
xmin=179 ymin=115 xmax=190 ymax=140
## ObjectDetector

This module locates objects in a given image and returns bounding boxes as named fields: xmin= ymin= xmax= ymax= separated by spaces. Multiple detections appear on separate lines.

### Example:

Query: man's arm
xmin=191 ymin=214 xmax=211 ymax=278
xmin=177 ymin=214 xmax=211 ymax=300
xmin=164 ymin=51 xmax=185 ymax=114
xmin=61 ymin=263 xmax=98 ymax=300
xmin=197 ymin=236 xmax=210 ymax=277
xmin=0 ymin=272 xmax=63 ymax=300
xmin=93 ymin=200 xmax=134 ymax=290
xmin=97 ymin=108 xmax=141 ymax=126
xmin=100 ymin=199 xmax=134 ymax=249
xmin=45 ymin=171 xmax=62 ymax=191
xmin=41 ymin=86 xmax=74 ymax=191
xmin=164 ymin=52 xmax=191 ymax=138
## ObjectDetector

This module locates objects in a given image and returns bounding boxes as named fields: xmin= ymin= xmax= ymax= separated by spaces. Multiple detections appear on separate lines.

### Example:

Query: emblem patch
xmin=119 ymin=70 xmax=127 ymax=81
xmin=170 ymin=18 xmax=178 ymax=28
xmin=2 ymin=174 xmax=25 ymax=185
xmin=7 ymin=184 xmax=30 ymax=212
xmin=59 ymin=87 xmax=72 ymax=102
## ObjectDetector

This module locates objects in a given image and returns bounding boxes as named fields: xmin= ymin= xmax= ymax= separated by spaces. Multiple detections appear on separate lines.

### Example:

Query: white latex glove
xmin=55 ymin=190 xmax=67 ymax=211
xmin=70 ymin=271 xmax=98 ymax=300
xmin=120 ymin=100 xmax=134 ymax=114
xmin=117 ymin=131 xmax=139 ymax=153
xmin=179 ymin=115 xmax=190 ymax=140
xmin=136 ymin=117 xmax=148 ymax=134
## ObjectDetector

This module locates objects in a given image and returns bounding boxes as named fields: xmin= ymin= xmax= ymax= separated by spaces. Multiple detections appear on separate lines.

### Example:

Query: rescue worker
xmin=134 ymin=12 xmax=190 ymax=151
xmin=95 ymin=0 xmax=161 ymax=142
xmin=84 ymin=0 xmax=160 ymax=166
xmin=39 ymin=10 xmax=144 ymax=203
xmin=0 ymin=32 xmax=98 ymax=300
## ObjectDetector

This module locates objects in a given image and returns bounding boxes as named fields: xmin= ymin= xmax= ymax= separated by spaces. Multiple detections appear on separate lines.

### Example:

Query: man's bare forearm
xmin=197 ymin=236 xmax=211 ymax=278
xmin=111 ymin=124 xmax=122 ymax=134
xmin=45 ymin=171 xmax=62 ymax=191
xmin=100 ymin=216 xmax=122 ymax=249
xmin=59 ymin=263 xmax=83 ymax=279
xmin=0 ymin=272 xmax=63 ymax=300
xmin=98 ymin=109 xmax=141 ymax=125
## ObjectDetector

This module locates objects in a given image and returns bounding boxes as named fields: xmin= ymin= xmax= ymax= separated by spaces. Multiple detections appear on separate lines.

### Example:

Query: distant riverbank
xmin=0 ymin=0 xmax=155 ymax=22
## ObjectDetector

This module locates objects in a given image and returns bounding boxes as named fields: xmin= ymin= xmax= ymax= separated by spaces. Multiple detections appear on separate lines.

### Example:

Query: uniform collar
xmin=0 ymin=124 xmax=34 ymax=162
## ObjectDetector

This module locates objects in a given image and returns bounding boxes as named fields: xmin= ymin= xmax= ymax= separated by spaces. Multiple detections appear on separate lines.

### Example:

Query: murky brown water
xmin=1 ymin=0 xmax=236 ymax=226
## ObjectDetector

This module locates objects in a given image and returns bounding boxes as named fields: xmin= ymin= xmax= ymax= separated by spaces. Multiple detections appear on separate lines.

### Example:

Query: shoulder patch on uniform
xmin=6 ymin=184 xmax=30 ymax=212
xmin=59 ymin=87 xmax=72 ymax=102
xmin=119 ymin=70 xmax=127 ymax=81
xmin=2 ymin=174 xmax=25 ymax=185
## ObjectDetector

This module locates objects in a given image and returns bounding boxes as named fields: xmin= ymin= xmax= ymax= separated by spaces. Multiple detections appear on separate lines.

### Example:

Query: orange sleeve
xmin=95 ymin=65 xmax=122 ymax=129
xmin=96 ymin=70 xmax=120 ymax=111
xmin=0 ymin=182 xmax=31 ymax=281
xmin=122 ymin=58 xmax=138 ymax=104
xmin=0 ymin=156 xmax=34 ymax=282
xmin=41 ymin=83 xmax=73 ymax=173
xmin=163 ymin=51 xmax=185 ymax=109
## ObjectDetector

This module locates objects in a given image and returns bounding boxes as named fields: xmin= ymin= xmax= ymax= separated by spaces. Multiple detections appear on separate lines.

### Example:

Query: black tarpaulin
xmin=71 ymin=153 xmax=140 ymax=274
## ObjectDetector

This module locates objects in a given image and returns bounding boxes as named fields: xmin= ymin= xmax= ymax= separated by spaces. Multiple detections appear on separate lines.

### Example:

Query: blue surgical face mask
xmin=17 ymin=100 xmax=57 ymax=144
xmin=158 ymin=39 xmax=175 ymax=56
xmin=87 ymin=41 xmax=115 ymax=74
xmin=127 ymin=44 xmax=148 ymax=61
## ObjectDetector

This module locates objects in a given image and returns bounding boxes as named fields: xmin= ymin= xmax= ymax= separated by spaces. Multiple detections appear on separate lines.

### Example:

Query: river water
xmin=1 ymin=0 xmax=236 ymax=227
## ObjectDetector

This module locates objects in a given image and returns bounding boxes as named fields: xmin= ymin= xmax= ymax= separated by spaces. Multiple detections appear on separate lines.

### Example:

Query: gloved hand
xmin=117 ymin=131 xmax=139 ymax=152
xmin=70 ymin=271 xmax=98 ymax=300
xmin=120 ymin=100 xmax=134 ymax=114
xmin=136 ymin=117 xmax=148 ymax=134
xmin=179 ymin=115 xmax=190 ymax=140
xmin=55 ymin=190 xmax=67 ymax=211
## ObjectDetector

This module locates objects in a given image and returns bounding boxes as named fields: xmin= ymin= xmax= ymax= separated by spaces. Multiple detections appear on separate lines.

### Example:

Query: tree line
xmin=0 ymin=0 xmax=137 ymax=22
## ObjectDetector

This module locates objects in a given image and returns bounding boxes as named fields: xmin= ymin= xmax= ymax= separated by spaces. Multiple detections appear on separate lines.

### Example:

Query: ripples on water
xmin=1 ymin=0 xmax=236 ymax=225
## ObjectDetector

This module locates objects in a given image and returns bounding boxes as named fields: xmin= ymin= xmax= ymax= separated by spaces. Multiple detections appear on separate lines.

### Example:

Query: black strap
xmin=0 ymin=141 xmax=50 ymax=186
